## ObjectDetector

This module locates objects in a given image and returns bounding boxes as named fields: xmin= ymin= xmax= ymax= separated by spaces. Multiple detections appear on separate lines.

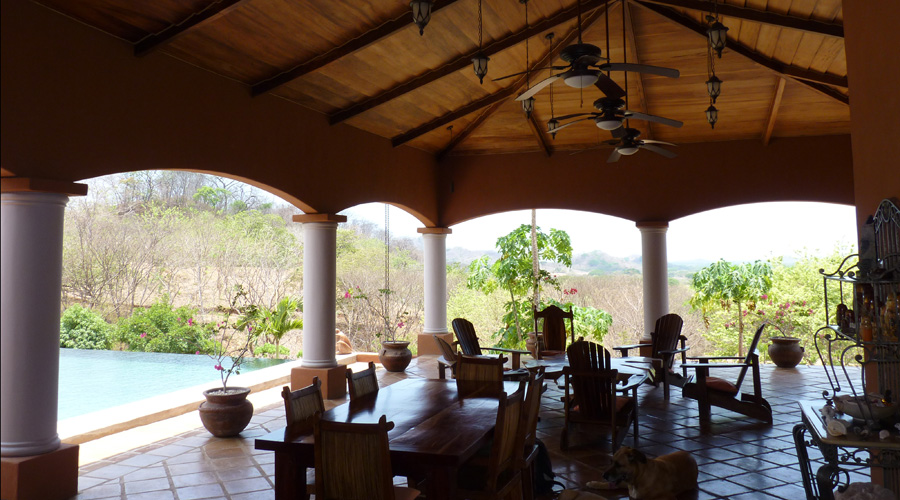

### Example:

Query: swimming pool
xmin=58 ymin=348 xmax=287 ymax=420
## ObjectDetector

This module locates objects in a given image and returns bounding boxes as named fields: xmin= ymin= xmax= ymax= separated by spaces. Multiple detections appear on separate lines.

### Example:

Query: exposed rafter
xmin=527 ymin=113 xmax=553 ymax=156
xmin=252 ymin=0 xmax=460 ymax=96
xmin=763 ymin=77 xmax=786 ymax=145
xmin=397 ymin=2 xmax=615 ymax=149
xmin=134 ymin=0 xmax=249 ymax=57
xmin=436 ymin=101 xmax=507 ymax=160
xmin=635 ymin=0 xmax=850 ymax=105
xmin=330 ymin=0 xmax=621 ymax=126
xmin=639 ymin=0 xmax=843 ymax=38
xmin=622 ymin=1 xmax=652 ymax=139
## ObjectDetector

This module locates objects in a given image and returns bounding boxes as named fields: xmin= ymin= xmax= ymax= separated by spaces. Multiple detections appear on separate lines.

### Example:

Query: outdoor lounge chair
xmin=681 ymin=322 xmax=773 ymax=424
xmin=532 ymin=305 xmax=575 ymax=358
xmin=613 ymin=313 xmax=690 ymax=400
xmin=452 ymin=318 xmax=530 ymax=379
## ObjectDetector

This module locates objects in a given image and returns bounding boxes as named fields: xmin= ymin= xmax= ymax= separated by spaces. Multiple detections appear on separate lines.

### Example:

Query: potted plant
xmin=199 ymin=287 xmax=261 ymax=437
xmin=766 ymin=323 xmax=804 ymax=368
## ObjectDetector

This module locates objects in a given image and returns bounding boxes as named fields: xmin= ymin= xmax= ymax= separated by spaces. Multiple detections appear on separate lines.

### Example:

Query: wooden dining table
xmin=255 ymin=378 xmax=522 ymax=500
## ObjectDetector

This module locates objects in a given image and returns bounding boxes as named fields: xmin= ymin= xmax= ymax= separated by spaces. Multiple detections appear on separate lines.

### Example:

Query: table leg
xmin=426 ymin=466 xmax=457 ymax=500
xmin=273 ymin=451 xmax=308 ymax=500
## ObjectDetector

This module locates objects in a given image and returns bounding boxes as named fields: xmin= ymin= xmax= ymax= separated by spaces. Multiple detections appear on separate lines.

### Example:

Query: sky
xmin=339 ymin=201 xmax=859 ymax=263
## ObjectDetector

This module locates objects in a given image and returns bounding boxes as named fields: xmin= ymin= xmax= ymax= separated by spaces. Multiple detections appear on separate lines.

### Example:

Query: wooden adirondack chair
xmin=614 ymin=313 xmax=690 ymax=400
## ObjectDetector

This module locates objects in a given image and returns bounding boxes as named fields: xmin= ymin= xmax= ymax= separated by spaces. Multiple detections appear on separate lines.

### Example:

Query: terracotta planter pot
xmin=379 ymin=341 xmax=412 ymax=372
xmin=768 ymin=337 xmax=804 ymax=368
xmin=199 ymin=387 xmax=253 ymax=437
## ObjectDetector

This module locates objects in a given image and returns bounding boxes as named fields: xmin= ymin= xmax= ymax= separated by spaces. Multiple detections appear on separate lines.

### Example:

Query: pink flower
xmin=214 ymin=364 xmax=224 ymax=371
xmin=344 ymin=291 xmax=351 ymax=298
xmin=760 ymin=294 xmax=768 ymax=300
xmin=195 ymin=351 xmax=201 ymax=355
xmin=188 ymin=318 xmax=193 ymax=326
xmin=248 ymin=325 xmax=253 ymax=332
xmin=397 ymin=321 xmax=405 ymax=328
xmin=808 ymin=309 xmax=814 ymax=315
xmin=140 ymin=332 xmax=147 ymax=338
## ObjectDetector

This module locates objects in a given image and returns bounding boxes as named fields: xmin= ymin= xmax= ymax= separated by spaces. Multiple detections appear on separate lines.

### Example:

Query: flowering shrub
xmin=208 ymin=286 xmax=262 ymax=391
xmin=113 ymin=297 xmax=215 ymax=354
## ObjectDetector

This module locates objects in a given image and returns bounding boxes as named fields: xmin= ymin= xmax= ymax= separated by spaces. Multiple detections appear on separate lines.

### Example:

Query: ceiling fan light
xmin=522 ymin=97 xmax=535 ymax=116
xmin=706 ymin=75 xmax=722 ymax=103
xmin=707 ymin=21 xmax=729 ymax=58
xmin=706 ymin=104 xmax=719 ymax=129
xmin=618 ymin=145 xmax=639 ymax=156
xmin=595 ymin=117 xmax=622 ymax=131
xmin=563 ymin=69 xmax=600 ymax=89
xmin=410 ymin=0 xmax=434 ymax=36
xmin=472 ymin=53 xmax=490 ymax=84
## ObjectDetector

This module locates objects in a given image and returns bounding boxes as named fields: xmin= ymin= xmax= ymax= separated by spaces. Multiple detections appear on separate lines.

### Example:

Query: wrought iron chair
xmin=452 ymin=318 xmax=530 ymax=379
xmin=561 ymin=340 xmax=638 ymax=451
xmin=454 ymin=382 xmax=527 ymax=500
xmin=313 ymin=414 xmax=420 ymax=500
xmin=532 ymin=305 xmax=575 ymax=358
xmin=613 ymin=313 xmax=690 ymax=400
xmin=346 ymin=361 xmax=379 ymax=401
xmin=681 ymin=322 xmax=773 ymax=424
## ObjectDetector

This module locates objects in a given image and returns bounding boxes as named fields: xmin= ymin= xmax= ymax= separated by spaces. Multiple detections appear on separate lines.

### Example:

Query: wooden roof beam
xmin=403 ymin=2 xmax=616 ymax=150
xmin=639 ymin=0 xmax=843 ymax=38
xmin=635 ymin=1 xmax=849 ymax=105
xmin=622 ymin=1 xmax=652 ymax=139
xmin=135 ymin=0 xmax=249 ymax=57
xmin=252 ymin=0 xmax=461 ymax=96
xmin=763 ymin=77 xmax=786 ymax=146
xmin=527 ymin=113 xmax=553 ymax=157
xmin=436 ymin=102 xmax=506 ymax=160
xmin=330 ymin=0 xmax=620 ymax=126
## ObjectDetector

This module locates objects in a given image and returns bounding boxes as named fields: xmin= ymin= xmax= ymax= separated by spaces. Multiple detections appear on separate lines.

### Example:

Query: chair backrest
xmin=456 ymin=354 xmax=505 ymax=396
xmin=282 ymin=377 xmax=325 ymax=431
xmin=734 ymin=323 xmax=768 ymax=390
xmin=650 ymin=313 xmax=685 ymax=367
xmin=314 ymin=414 xmax=396 ymax=500
xmin=565 ymin=340 xmax=618 ymax=420
xmin=347 ymin=361 xmax=379 ymax=401
xmin=534 ymin=305 xmax=575 ymax=353
xmin=484 ymin=383 xmax=526 ymax=491
xmin=452 ymin=317 xmax=483 ymax=356
xmin=434 ymin=335 xmax=458 ymax=362
xmin=519 ymin=369 xmax=545 ymax=453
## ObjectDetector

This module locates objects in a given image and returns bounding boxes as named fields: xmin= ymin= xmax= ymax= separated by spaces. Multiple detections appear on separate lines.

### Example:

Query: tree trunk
xmin=531 ymin=209 xmax=540 ymax=309
xmin=737 ymin=301 xmax=745 ymax=358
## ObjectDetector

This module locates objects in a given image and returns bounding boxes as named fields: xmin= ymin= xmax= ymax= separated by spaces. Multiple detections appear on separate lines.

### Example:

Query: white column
xmin=295 ymin=214 xmax=346 ymax=369
xmin=419 ymin=229 xmax=452 ymax=334
xmin=1 ymin=192 xmax=70 ymax=457
xmin=637 ymin=221 xmax=669 ymax=342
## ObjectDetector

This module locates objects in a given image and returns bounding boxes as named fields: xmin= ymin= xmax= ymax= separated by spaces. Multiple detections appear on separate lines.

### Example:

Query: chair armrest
xmin=613 ymin=343 xmax=651 ymax=357
xmin=686 ymin=355 xmax=741 ymax=361
xmin=659 ymin=346 xmax=690 ymax=356
xmin=483 ymin=347 xmax=529 ymax=354
xmin=682 ymin=362 xmax=748 ymax=370
xmin=617 ymin=374 xmax=647 ymax=392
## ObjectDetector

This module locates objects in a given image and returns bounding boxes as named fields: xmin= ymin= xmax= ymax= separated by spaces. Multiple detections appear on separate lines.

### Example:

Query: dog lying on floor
xmin=587 ymin=446 xmax=698 ymax=500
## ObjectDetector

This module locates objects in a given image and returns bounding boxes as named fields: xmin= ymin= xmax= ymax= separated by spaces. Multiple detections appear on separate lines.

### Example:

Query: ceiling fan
xmin=550 ymin=96 xmax=683 ymax=132
xmin=604 ymin=127 xmax=677 ymax=163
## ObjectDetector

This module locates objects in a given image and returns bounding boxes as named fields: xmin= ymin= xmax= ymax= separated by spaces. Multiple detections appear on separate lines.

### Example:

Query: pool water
xmin=58 ymin=348 xmax=287 ymax=420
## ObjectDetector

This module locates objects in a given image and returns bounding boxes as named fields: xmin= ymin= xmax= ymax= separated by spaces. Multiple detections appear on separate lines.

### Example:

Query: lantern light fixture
xmin=473 ymin=0 xmax=489 ymax=83
xmin=706 ymin=104 xmax=719 ymax=128
xmin=410 ymin=0 xmax=434 ymax=36
xmin=706 ymin=74 xmax=722 ymax=103
xmin=547 ymin=118 xmax=560 ymax=139
xmin=522 ymin=97 xmax=535 ymax=116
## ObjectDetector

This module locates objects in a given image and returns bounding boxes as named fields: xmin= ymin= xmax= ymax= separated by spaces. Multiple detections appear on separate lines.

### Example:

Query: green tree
xmin=689 ymin=259 xmax=773 ymax=357
xmin=257 ymin=297 xmax=303 ymax=359
xmin=467 ymin=224 xmax=573 ymax=346
xmin=60 ymin=305 xmax=112 ymax=350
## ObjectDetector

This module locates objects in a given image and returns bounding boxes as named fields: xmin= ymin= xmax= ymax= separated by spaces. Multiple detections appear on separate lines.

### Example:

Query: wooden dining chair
xmin=561 ymin=340 xmax=638 ymax=451
xmin=613 ymin=313 xmax=690 ymax=400
xmin=455 ymin=382 xmax=527 ymax=500
xmin=532 ymin=305 xmax=575 ymax=358
xmin=456 ymin=354 xmax=506 ymax=396
xmin=434 ymin=334 xmax=459 ymax=380
xmin=517 ymin=369 xmax=546 ymax=500
xmin=313 ymin=414 xmax=420 ymax=500
xmin=681 ymin=322 xmax=773 ymax=424
xmin=346 ymin=361 xmax=379 ymax=401
xmin=281 ymin=378 xmax=325 ymax=499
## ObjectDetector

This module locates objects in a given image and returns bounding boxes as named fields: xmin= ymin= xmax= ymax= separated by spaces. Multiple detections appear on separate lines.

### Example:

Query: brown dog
xmin=590 ymin=447 xmax=698 ymax=500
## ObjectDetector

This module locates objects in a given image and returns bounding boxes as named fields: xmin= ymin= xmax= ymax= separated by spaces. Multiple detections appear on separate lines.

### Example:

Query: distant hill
xmin=447 ymin=247 xmax=709 ymax=277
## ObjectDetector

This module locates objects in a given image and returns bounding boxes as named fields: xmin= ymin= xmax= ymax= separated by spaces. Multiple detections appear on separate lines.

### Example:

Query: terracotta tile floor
xmin=74 ymin=355 xmax=863 ymax=499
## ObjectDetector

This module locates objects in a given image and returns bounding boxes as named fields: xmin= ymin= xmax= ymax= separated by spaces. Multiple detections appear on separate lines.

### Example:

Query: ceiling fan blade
xmin=641 ymin=139 xmax=678 ymax=146
xmin=623 ymin=111 xmax=683 ymax=128
xmin=640 ymin=143 xmax=678 ymax=158
xmin=554 ymin=112 xmax=594 ymax=121
xmin=493 ymin=66 xmax=568 ymax=81
xmin=607 ymin=149 xmax=622 ymax=163
xmin=516 ymin=74 xmax=562 ymax=101
xmin=599 ymin=62 xmax=680 ymax=78
xmin=594 ymin=74 xmax=626 ymax=99
xmin=553 ymin=117 xmax=594 ymax=132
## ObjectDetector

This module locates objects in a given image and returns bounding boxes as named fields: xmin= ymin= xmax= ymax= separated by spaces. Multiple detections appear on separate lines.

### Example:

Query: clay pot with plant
xmin=767 ymin=324 xmax=805 ymax=369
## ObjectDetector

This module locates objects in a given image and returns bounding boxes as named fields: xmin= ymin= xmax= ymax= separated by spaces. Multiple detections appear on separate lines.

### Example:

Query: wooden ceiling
xmin=33 ymin=0 xmax=848 ymax=159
